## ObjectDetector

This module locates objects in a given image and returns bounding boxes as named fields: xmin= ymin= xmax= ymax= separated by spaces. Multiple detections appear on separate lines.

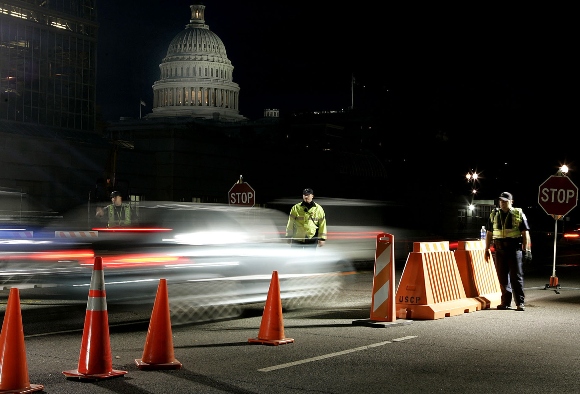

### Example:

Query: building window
xmin=476 ymin=205 xmax=493 ymax=221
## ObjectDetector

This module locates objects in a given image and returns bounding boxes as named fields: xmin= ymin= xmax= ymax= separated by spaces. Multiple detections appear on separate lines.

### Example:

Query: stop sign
xmin=538 ymin=175 xmax=578 ymax=216
xmin=228 ymin=182 xmax=255 ymax=207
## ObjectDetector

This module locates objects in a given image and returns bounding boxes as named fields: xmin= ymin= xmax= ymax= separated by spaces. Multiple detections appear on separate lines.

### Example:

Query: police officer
xmin=286 ymin=188 xmax=327 ymax=248
xmin=95 ymin=191 xmax=131 ymax=227
xmin=484 ymin=191 xmax=532 ymax=311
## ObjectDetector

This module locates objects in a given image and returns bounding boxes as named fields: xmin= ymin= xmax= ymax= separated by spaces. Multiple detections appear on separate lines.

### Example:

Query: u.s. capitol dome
xmin=147 ymin=4 xmax=245 ymax=121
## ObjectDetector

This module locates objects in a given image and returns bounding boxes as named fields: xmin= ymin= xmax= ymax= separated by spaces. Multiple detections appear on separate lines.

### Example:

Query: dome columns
xmin=153 ymin=87 xmax=238 ymax=110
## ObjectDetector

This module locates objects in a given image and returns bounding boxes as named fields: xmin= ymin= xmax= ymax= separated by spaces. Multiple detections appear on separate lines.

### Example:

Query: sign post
xmin=228 ymin=175 xmax=255 ymax=207
xmin=538 ymin=174 xmax=578 ymax=291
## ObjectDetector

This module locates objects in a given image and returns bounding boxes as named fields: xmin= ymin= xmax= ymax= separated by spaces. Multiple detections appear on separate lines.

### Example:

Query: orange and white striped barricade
xmin=353 ymin=233 xmax=412 ymax=327
xmin=55 ymin=231 xmax=98 ymax=238
xmin=454 ymin=240 xmax=502 ymax=309
xmin=0 ymin=231 xmax=33 ymax=238
xmin=395 ymin=241 xmax=480 ymax=320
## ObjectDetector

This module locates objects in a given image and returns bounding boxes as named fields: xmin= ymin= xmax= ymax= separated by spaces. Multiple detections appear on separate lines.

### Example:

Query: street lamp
xmin=465 ymin=170 xmax=481 ymax=199
xmin=463 ymin=169 xmax=485 ymax=235
xmin=465 ymin=172 xmax=478 ymax=182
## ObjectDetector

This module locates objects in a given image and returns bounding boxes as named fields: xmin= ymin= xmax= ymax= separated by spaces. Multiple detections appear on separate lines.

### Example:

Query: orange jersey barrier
xmin=454 ymin=240 xmax=501 ymax=310
xmin=396 ymin=241 xmax=479 ymax=320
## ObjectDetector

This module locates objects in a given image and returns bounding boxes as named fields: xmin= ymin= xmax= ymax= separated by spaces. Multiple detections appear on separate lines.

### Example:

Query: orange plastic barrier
xmin=368 ymin=233 xmax=396 ymax=322
xmin=353 ymin=233 xmax=413 ymax=327
xmin=396 ymin=241 xmax=479 ymax=320
xmin=454 ymin=240 xmax=501 ymax=309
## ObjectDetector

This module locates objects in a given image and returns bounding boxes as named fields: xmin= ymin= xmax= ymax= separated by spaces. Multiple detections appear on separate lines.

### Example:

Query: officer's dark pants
xmin=494 ymin=244 xmax=525 ymax=306
xmin=291 ymin=238 xmax=318 ymax=250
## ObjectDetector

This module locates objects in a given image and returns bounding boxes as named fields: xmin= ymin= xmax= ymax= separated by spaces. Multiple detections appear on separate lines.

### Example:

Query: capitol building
xmin=146 ymin=4 xmax=245 ymax=121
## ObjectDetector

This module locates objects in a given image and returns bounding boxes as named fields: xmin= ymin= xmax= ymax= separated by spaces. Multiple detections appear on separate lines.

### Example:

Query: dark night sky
xmin=95 ymin=1 xmax=577 ymax=209
xmin=96 ymin=2 xmax=575 ymax=122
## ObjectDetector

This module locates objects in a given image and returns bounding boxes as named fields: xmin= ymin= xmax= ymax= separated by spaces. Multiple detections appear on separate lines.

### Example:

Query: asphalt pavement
xmin=2 ymin=261 xmax=580 ymax=393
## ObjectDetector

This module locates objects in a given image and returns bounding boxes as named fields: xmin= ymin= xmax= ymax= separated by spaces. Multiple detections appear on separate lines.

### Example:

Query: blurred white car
xmin=0 ymin=202 xmax=355 ymax=324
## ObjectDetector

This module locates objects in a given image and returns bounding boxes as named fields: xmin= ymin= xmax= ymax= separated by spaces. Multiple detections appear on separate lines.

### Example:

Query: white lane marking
xmin=392 ymin=336 xmax=417 ymax=342
xmin=258 ymin=336 xmax=418 ymax=372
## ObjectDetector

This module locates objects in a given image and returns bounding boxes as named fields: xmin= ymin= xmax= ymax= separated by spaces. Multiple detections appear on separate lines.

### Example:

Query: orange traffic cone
xmin=248 ymin=271 xmax=294 ymax=346
xmin=62 ymin=256 xmax=127 ymax=380
xmin=135 ymin=278 xmax=182 ymax=370
xmin=0 ymin=288 xmax=44 ymax=393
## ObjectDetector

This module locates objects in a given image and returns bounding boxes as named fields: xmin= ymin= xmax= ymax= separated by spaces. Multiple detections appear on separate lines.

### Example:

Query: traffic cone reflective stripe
xmin=0 ymin=288 xmax=44 ymax=393
xmin=135 ymin=278 xmax=182 ymax=370
xmin=248 ymin=271 xmax=294 ymax=346
xmin=63 ymin=256 xmax=127 ymax=380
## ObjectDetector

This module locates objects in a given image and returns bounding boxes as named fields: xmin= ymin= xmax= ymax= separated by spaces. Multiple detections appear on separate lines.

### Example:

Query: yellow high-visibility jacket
xmin=490 ymin=207 xmax=524 ymax=239
xmin=286 ymin=202 xmax=326 ymax=241
xmin=106 ymin=203 xmax=131 ymax=227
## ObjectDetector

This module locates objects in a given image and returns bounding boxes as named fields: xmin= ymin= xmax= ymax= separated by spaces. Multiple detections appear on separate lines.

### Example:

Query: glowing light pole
xmin=465 ymin=170 xmax=481 ymax=203
xmin=463 ymin=170 xmax=483 ymax=232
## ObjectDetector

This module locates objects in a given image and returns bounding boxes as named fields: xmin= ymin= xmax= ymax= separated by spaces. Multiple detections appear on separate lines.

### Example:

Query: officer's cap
xmin=303 ymin=188 xmax=314 ymax=196
xmin=499 ymin=192 xmax=513 ymax=201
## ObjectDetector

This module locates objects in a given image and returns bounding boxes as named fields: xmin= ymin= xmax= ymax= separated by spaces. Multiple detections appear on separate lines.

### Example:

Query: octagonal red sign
xmin=538 ymin=175 xmax=578 ymax=216
xmin=228 ymin=182 xmax=255 ymax=207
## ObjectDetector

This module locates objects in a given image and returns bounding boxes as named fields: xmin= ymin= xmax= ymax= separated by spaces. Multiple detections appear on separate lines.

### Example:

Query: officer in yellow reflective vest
xmin=95 ymin=191 xmax=131 ymax=228
xmin=286 ymin=188 xmax=327 ymax=248
xmin=484 ymin=191 xmax=531 ymax=311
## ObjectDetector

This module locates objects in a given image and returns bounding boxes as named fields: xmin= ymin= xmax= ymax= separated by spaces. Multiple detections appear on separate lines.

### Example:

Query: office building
xmin=0 ymin=1 xmax=103 ymax=215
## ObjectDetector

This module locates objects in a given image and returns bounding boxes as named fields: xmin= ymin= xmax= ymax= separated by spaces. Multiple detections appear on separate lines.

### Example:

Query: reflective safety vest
xmin=286 ymin=202 xmax=327 ymax=241
xmin=107 ymin=203 xmax=131 ymax=227
xmin=490 ymin=207 xmax=524 ymax=239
